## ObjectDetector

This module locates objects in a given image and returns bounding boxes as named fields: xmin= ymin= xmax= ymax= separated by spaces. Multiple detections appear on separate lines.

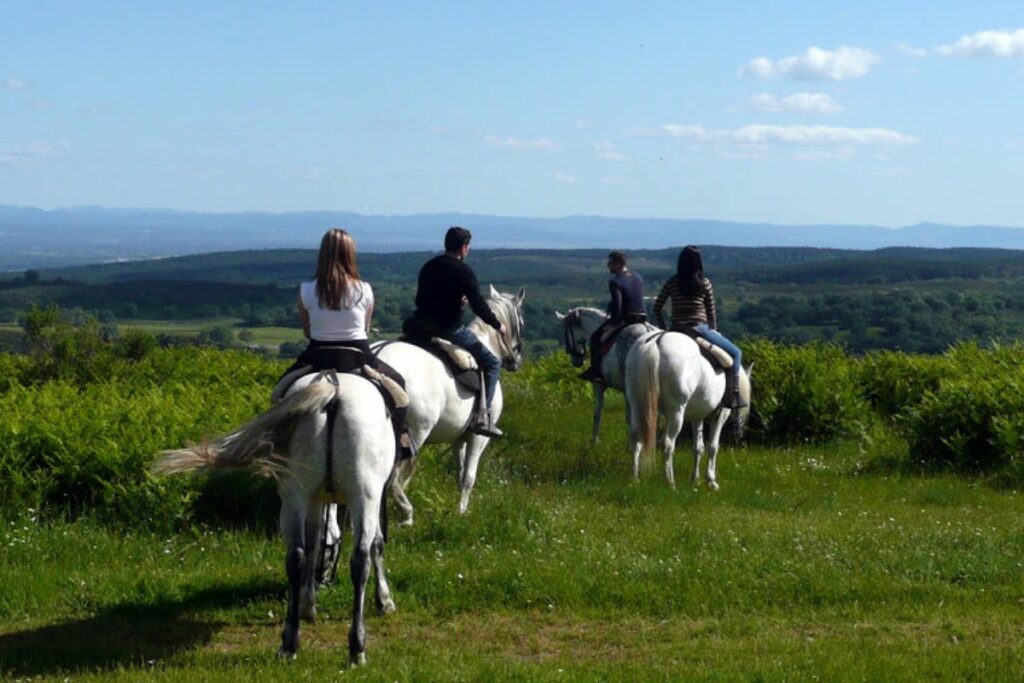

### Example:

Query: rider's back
xmin=414 ymin=254 xmax=495 ymax=332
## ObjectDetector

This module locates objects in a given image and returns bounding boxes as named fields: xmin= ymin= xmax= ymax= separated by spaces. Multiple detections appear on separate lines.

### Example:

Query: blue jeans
xmin=695 ymin=324 xmax=742 ymax=380
xmin=445 ymin=326 xmax=501 ymax=410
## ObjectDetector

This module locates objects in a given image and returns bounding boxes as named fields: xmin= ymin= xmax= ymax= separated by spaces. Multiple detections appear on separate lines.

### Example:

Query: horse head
xmin=555 ymin=308 xmax=588 ymax=367
xmin=487 ymin=284 xmax=526 ymax=371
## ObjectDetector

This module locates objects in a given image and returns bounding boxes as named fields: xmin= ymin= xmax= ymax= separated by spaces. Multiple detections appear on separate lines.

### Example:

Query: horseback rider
xmin=278 ymin=228 xmax=413 ymax=458
xmin=405 ymin=226 xmax=506 ymax=439
xmin=578 ymin=250 xmax=646 ymax=384
xmin=653 ymin=245 xmax=747 ymax=409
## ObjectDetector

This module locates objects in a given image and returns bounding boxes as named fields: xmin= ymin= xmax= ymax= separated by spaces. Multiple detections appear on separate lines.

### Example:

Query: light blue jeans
xmin=445 ymin=326 xmax=501 ymax=410
xmin=694 ymin=323 xmax=742 ymax=380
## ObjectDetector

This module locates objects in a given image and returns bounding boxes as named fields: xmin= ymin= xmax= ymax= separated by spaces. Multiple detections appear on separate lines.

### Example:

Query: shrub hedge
xmin=2 ymin=337 xmax=1022 ymax=527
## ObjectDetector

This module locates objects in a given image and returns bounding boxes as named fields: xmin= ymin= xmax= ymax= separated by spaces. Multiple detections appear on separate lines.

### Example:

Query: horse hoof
xmin=349 ymin=651 xmax=367 ymax=667
xmin=398 ymin=517 xmax=414 ymax=528
xmin=277 ymin=647 xmax=297 ymax=661
xmin=708 ymin=481 xmax=720 ymax=492
xmin=377 ymin=598 xmax=397 ymax=616
xmin=299 ymin=605 xmax=316 ymax=623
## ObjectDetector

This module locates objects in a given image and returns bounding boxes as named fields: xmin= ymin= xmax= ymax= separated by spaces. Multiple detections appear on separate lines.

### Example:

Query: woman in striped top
xmin=653 ymin=246 xmax=747 ymax=409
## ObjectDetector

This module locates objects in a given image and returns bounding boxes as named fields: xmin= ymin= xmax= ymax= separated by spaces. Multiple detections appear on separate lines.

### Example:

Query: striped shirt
xmin=653 ymin=276 xmax=717 ymax=330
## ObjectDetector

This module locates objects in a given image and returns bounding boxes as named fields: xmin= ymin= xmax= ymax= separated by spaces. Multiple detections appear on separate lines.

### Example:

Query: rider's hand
xmin=460 ymin=295 xmax=469 ymax=307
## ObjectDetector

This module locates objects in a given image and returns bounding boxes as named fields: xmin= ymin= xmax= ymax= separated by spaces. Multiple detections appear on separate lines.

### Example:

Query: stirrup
xmin=469 ymin=413 xmax=503 ymax=439
xmin=578 ymin=367 xmax=605 ymax=384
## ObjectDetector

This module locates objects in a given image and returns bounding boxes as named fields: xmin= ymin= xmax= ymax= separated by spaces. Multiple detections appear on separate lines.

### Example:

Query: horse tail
xmin=636 ymin=335 xmax=662 ymax=460
xmin=154 ymin=382 xmax=338 ymax=476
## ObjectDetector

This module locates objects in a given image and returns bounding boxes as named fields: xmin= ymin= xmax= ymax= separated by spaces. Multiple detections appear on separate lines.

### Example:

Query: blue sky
xmin=2 ymin=1 xmax=1024 ymax=226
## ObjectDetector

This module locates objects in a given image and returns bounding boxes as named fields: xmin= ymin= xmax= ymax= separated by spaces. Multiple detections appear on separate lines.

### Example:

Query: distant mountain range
xmin=3 ymin=204 xmax=1024 ymax=271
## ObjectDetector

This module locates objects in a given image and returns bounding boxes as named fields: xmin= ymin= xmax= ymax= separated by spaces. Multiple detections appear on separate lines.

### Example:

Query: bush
xmin=0 ymin=347 xmax=286 ymax=528
xmin=858 ymin=350 xmax=952 ymax=418
xmin=899 ymin=342 xmax=1024 ymax=482
xmin=742 ymin=339 xmax=871 ymax=444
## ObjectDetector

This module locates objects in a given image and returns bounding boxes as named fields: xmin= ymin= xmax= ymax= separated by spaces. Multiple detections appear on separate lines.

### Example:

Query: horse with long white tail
xmin=154 ymin=369 xmax=397 ymax=667
xmin=624 ymin=330 xmax=752 ymax=488
xmin=375 ymin=284 xmax=526 ymax=523
xmin=555 ymin=306 xmax=655 ymax=442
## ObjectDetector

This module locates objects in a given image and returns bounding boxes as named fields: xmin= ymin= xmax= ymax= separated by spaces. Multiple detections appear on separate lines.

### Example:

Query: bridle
xmin=561 ymin=309 xmax=587 ymax=366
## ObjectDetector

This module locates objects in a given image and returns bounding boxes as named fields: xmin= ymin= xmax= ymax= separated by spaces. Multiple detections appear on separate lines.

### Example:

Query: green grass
xmin=2 ymin=383 xmax=1023 ymax=680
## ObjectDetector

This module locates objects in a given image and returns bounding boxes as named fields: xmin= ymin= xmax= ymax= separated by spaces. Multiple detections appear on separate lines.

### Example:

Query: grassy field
xmin=2 ymin=379 xmax=1023 ymax=682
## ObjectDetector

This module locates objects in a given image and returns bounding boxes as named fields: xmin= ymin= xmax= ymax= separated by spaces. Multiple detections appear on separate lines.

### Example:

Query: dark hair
xmin=676 ymin=245 xmax=704 ymax=296
xmin=444 ymin=226 xmax=472 ymax=253
xmin=608 ymin=250 xmax=627 ymax=266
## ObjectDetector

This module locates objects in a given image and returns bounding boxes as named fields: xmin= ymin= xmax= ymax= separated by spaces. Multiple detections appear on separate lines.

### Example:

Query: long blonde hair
xmin=314 ymin=229 xmax=362 ymax=310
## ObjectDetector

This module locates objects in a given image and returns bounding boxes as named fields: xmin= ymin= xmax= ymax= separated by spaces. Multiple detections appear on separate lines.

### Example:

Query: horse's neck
xmin=467 ymin=319 xmax=501 ymax=358
xmin=578 ymin=309 xmax=608 ymax=336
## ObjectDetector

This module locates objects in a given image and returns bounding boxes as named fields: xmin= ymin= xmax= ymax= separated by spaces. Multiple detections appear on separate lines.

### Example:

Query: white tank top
xmin=300 ymin=279 xmax=373 ymax=341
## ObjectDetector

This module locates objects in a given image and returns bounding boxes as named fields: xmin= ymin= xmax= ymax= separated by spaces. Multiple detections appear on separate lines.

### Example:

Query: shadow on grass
xmin=0 ymin=579 xmax=281 ymax=677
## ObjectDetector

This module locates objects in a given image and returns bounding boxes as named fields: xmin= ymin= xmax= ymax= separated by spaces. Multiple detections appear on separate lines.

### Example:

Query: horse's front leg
xmin=690 ymin=421 xmax=705 ymax=486
xmin=705 ymin=409 xmax=730 ymax=491
xmin=458 ymin=435 xmax=487 ymax=515
xmin=371 ymin=530 xmax=396 ymax=616
xmin=591 ymin=384 xmax=606 ymax=443
xmin=278 ymin=498 xmax=306 ymax=659
xmin=390 ymin=458 xmax=416 ymax=527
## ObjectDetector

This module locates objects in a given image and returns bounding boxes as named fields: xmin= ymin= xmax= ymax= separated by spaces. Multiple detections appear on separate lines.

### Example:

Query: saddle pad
xmin=429 ymin=337 xmax=479 ymax=371
xmin=271 ymin=364 xmax=410 ymax=408
xmin=694 ymin=337 xmax=734 ymax=369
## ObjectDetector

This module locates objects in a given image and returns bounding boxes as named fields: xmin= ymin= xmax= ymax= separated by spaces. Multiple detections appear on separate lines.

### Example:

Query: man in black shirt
xmin=579 ymin=250 xmax=647 ymax=384
xmin=408 ymin=227 xmax=506 ymax=438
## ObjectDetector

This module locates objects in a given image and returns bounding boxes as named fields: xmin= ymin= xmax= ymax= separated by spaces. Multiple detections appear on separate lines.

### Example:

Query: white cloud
xmin=739 ymin=46 xmax=880 ymax=81
xmin=554 ymin=172 xmax=579 ymax=183
xmin=0 ymin=139 xmax=72 ymax=166
xmin=897 ymin=43 xmax=928 ymax=58
xmin=633 ymin=123 xmax=915 ymax=147
xmin=937 ymin=28 xmax=1024 ymax=58
xmin=733 ymin=124 xmax=914 ymax=145
xmin=793 ymin=147 xmax=854 ymax=161
xmin=592 ymin=141 xmax=631 ymax=161
xmin=3 ymin=78 xmax=30 ymax=91
xmin=483 ymin=134 xmax=561 ymax=151
xmin=749 ymin=92 xmax=842 ymax=113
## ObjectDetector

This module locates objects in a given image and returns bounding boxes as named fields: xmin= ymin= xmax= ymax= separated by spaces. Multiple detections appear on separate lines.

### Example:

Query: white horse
xmin=624 ymin=330 xmax=752 ymax=489
xmin=555 ymin=307 xmax=655 ymax=442
xmin=155 ymin=372 xmax=396 ymax=666
xmin=375 ymin=285 xmax=526 ymax=523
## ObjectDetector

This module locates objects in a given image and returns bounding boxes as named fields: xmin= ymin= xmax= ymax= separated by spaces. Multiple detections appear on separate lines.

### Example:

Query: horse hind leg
xmin=661 ymin=407 xmax=686 ymax=489
xmin=278 ymin=500 xmax=306 ymax=659
xmin=347 ymin=502 xmax=376 ymax=667
xmin=299 ymin=502 xmax=325 ymax=623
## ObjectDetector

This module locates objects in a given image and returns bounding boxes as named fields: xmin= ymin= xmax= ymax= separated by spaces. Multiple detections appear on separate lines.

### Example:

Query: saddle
xmin=271 ymin=346 xmax=414 ymax=460
xmin=399 ymin=318 xmax=482 ymax=392
xmin=676 ymin=328 xmax=734 ymax=371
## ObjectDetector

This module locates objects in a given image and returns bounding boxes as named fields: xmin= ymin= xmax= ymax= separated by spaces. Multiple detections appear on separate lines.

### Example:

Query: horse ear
xmin=516 ymin=286 xmax=527 ymax=305
xmin=555 ymin=311 xmax=565 ymax=320
xmin=489 ymin=284 xmax=500 ymax=298
xmin=745 ymin=362 xmax=755 ymax=379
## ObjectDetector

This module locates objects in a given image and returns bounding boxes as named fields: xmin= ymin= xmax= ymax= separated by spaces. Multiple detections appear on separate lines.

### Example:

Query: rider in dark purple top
xmin=579 ymin=251 xmax=647 ymax=384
